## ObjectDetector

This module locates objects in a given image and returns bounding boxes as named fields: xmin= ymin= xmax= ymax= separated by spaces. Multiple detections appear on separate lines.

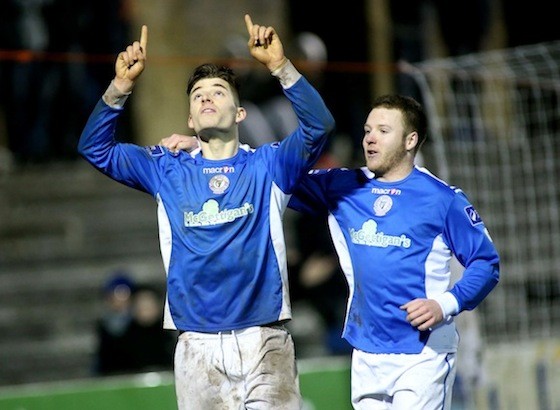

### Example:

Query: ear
xmin=187 ymin=115 xmax=194 ymax=130
xmin=406 ymin=131 xmax=418 ymax=151
xmin=235 ymin=107 xmax=247 ymax=124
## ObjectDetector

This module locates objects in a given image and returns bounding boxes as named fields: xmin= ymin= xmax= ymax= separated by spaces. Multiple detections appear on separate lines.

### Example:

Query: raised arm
xmin=78 ymin=24 xmax=161 ymax=194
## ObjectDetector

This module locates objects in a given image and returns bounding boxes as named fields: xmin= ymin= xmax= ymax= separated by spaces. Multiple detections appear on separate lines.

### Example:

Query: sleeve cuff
xmin=271 ymin=59 xmax=302 ymax=89
xmin=102 ymin=80 xmax=131 ymax=108
xmin=434 ymin=292 xmax=460 ymax=318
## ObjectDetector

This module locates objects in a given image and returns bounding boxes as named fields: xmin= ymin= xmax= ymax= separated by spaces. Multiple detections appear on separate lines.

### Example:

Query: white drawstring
xmin=219 ymin=331 xmax=229 ymax=378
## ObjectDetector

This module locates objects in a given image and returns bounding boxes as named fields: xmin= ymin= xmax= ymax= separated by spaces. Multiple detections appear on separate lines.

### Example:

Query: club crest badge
xmin=209 ymin=174 xmax=230 ymax=194
xmin=373 ymin=194 xmax=393 ymax=216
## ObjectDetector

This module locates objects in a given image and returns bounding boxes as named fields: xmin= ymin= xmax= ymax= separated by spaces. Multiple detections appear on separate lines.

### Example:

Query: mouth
xmin=365 ymin=149 xmax=378 ymax=159
xmin=201 ymin=108 xmax=216 ymax=114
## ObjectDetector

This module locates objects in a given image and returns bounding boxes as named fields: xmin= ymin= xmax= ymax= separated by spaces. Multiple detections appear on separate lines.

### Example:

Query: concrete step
xmin=0 ymin=161 xmax=169 ymax=386
xmin=0 ymin=162 xmax=160 ymax=268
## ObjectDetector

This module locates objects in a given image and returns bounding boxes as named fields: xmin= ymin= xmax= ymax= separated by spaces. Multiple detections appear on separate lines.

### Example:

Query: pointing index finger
xmin=244 ymin=14 xmax=253 ymax=34
xmin=140 ymin=25 xmax=148 ymax=56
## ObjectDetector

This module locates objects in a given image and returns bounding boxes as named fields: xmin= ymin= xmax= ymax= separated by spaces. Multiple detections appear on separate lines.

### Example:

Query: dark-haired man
xmin=79 ymin=14 xmax=335 ymax=410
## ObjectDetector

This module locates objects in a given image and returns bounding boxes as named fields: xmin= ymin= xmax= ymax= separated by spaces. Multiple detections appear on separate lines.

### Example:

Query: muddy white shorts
xmin=174 ymin=325 xmax=301 ymax=410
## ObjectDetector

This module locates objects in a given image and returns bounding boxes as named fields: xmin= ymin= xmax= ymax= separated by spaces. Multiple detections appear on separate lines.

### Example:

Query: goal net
xmin=405 ymin=41 xmax=560 ymax=344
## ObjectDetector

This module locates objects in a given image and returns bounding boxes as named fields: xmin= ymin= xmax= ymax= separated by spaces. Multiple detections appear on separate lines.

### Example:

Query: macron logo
xmin=203 ymin=166 xmax=235 ymax=174
xmin=371 ymin=187 xmax=401 ymax=195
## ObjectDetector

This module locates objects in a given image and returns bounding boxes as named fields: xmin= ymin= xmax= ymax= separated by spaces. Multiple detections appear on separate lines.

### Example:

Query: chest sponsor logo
xmin=184 ymin=199 xmax=254 ymax=227
xmin=349 ymin=219 xmax=411 ymax=248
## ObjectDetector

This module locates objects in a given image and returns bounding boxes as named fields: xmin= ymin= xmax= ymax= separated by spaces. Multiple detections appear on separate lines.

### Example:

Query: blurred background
xmin=0 ymin=1 xmax=559 ymax=409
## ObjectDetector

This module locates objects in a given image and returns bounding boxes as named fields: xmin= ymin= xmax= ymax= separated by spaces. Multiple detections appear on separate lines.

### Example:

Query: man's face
xmin=187 ymin=78 xmax=243 ymax=134
xmin=362 ymin=107 xmax=410 ymax=178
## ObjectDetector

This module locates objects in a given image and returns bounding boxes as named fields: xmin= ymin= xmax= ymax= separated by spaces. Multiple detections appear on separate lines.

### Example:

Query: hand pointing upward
xmin=114 ymin=25 xmax=148 ymax=93
xmin=244 ymin=14 xmax=286 ymax=72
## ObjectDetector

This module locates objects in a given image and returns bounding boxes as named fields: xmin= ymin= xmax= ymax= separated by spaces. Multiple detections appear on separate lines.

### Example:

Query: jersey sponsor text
xmin=349 ymin=219 xmax=411 ymax=248
xmin=184 ymin=199 xmax=254 ymax=227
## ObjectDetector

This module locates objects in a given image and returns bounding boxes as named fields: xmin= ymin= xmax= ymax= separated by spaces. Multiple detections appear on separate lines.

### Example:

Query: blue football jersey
xmin=289 ymin=166 xmax=500 ymax=354
xmin=79 ymin=76 xmax=335 ymax=332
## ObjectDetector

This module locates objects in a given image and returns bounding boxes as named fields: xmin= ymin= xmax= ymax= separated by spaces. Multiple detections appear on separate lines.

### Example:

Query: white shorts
xmin=351 ymin=348 xmax=457 ymax=410
xmin=174 ymin=325 xmax=301 ymax=410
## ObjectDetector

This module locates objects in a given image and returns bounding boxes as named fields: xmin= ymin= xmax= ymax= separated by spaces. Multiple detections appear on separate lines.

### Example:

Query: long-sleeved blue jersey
xmin=78 ymin=76 xmax=334 ymax=333
xmin=289 ymin=166 xmax=500 ymax=354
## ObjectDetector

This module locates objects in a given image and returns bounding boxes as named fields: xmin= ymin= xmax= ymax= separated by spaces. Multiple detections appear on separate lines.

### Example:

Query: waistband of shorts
xmin=179 ymin=320 xmax=287 ymax=336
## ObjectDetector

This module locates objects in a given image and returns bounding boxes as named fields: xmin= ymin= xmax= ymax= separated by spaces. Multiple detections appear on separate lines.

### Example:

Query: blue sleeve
xmin=78 ymin=99 xmax=163 ymax=196
xmin=265 ymin=76 xmax=335 ymax=193
xmin=288 ymin=170 xmax=330 ymax=216
xmin=444 ymin=192 xmax=500 ymax=312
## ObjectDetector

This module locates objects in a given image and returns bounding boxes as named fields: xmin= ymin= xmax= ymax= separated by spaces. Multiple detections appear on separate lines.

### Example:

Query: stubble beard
xmin=368 ymin=146 xmax=408 ymax=178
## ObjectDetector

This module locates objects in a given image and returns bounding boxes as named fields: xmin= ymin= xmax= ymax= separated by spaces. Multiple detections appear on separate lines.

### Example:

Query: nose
xmin=364 ymin=131 xmax=376 ymax=144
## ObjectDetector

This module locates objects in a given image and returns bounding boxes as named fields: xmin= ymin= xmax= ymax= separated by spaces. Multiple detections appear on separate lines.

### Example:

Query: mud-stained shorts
xmin=174 ymin=325 xmax=301 ymax=410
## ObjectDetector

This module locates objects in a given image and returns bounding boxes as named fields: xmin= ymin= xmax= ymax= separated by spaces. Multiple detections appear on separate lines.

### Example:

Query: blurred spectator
xmin=43 ymin=0 xmax=134 ymax=160
xmin=0 ymin=0 xmax=132 ymax=165
xmin=124 ymin=284 xmax=176 ymax=373
xmin=93 ymin=271 xmax=176 ymax=376
xmin=93 ymin=270 xmax=136 ymax=376
xmin=0 ymin=0 xmax=54 ymax=164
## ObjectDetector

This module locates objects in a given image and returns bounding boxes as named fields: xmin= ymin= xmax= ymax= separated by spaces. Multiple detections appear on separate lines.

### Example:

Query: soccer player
xmin=78 ymin=14 xmax=335 ymax=410
xmin=289 ymin=94 xmax=500 ymax=409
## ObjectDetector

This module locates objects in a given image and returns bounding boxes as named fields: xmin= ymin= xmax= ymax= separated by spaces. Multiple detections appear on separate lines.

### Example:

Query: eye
xmin=214 ymin=90 xmax=225 ymax=97
xmin=192 ymin=93 xmax=202 ymax=101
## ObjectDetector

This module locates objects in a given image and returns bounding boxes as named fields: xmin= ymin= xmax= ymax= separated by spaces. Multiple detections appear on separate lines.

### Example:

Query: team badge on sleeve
xmin=464 ymin=205 xmax=482 ymax=226
xmin=146 ymin=145 xmax=165 ymax=157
